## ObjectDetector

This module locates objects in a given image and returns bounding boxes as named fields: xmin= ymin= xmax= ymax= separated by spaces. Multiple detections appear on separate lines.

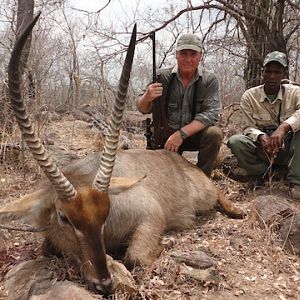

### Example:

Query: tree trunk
xmin=242 ymin=0 xmax=288 ymax=88
xmin=1 ymin=0 xmax=35 ymax=142
xmin=16 ymin=0 xmax=35 ymax=76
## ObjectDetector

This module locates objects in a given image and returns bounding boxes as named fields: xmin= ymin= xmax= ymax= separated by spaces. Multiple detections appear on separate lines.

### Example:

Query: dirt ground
xmin=0 ymin=115 xmax=299 ymax=299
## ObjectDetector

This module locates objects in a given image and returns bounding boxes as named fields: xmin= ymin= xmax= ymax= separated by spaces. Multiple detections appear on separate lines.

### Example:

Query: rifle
xmin=145 ymin=31 xmax=173 ymax=149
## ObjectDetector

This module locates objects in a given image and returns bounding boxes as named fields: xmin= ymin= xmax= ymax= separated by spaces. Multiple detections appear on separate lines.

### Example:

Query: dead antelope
xmin=0 ymin=13 xmax=245 ymax=295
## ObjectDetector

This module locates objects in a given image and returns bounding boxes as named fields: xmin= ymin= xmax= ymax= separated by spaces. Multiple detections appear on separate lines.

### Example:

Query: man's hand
xmin=258 ymin=122 xmax=291 ymax=158
xmin=258 ymin=134 xmax=275 ymax=158
xmin=137 ymin=82 xmax=163 ymax=114
xmin=269 ymin=127 xmax=286 ymax=149
xmin=269 ymin=122 xmax=291 ymax=149
xmin=144 ymin=82 xmax=163 ymax=102
xmin=258 ymin=133 xmax=270 ymax=149
xmin=164 ymin=131 xmax=183 ymax=152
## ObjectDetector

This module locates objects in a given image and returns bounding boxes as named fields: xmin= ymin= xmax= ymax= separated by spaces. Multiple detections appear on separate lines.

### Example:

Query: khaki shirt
xmin=240 ymin=83 xmax=300 ymax=141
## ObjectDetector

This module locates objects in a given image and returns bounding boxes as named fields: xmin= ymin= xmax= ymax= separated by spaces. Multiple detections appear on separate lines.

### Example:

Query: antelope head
xmin=5 ymin=12 xmax=137 ymax=294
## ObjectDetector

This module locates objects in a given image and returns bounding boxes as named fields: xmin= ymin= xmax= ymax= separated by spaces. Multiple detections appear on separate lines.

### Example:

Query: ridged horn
xmin=93 ymin=24 xmax=137 ymax=191
xmin=8 ymin=12 xmax=77 ymax=200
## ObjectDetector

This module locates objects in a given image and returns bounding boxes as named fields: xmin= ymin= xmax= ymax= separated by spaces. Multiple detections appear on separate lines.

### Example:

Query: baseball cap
xmin=176 ymin=33 xmax=202 ymax=52
xmin=263 ymin=51 xmax=288 ymax=67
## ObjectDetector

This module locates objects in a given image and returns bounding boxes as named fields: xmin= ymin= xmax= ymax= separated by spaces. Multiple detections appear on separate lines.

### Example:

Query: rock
xmin=72 ymin=110 xmax=91 ymax=123
xmin=181 ymin=265 xmax=218 ymax=285
xmin=3 ymin=255 xmax=136 ymax=300
xmin=254 ymin=195 xmax=300 ymax=255
xmin=30 ymin=281 xmax=99 ymax=300
xmin=4 ymin=258 xmax=55 ymax=300
xmin=254 ymin=195 xmax=293 ymax=226
xmin=176 ymin=252 xmax=219 ymax=287
xmin=107 ymin=255 xmax=137 ymax=294
xmin=170 ymin=250 xmax=216 ymax=269
xmin=279 ymin=212 xmax=300 ymax=255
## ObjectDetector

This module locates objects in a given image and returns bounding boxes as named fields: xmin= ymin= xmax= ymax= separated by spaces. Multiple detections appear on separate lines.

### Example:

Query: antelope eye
xmin=58 ymin=211 xmax=71 ymax=225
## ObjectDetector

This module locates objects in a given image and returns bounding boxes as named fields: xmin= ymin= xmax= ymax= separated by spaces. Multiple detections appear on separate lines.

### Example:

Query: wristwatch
xmin=179 ymin=128 xmax=188 ymax=140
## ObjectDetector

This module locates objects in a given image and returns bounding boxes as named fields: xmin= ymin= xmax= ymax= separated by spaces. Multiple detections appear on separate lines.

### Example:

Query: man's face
xmin=176 ymin=49 xmax=202 ymax=75
xmin=262 ymin=62 xmax=287 ymax=93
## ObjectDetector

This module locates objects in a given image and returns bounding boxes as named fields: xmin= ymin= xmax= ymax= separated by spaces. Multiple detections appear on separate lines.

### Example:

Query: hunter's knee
xmin=227 ymin=134 xmax=244 ymax=151
xmin=206 ymin=126 xmax=223 ymax=146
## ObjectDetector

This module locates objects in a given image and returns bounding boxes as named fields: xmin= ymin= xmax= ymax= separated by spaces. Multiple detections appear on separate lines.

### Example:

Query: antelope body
xmin=51 ymin=150 xmax=230 ymax=257
xmin=1 ymin=13 xmax=244 ymax=295
xmin=1 ymin=149 xmax=244 ymax=284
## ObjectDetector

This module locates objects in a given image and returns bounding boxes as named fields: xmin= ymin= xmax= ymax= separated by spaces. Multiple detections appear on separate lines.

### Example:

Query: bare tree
xmin=136 ymin=0 xmax=300 ymax=88
xmin=1 ymin=0 xmax=299 ymax=137
xmin=82 ymin=0 xmax=298 ymax=106
xmin=58 ymin=5 xmax=81 ymax=109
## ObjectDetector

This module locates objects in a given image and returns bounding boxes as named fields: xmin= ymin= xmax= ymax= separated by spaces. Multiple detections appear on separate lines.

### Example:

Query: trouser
xmin=227 ymin=131 xmax=300 ymax=185
xmin=178 ymin=126 xmax=223 ymax=177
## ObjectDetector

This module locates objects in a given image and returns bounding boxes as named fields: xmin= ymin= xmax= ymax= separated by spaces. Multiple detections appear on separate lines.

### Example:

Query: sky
xmin=69 ymin=0 xmax=136 ymax=12
xmin=69 ymin=0 xmax=165 ymax=18
xmin=70 ymin=0 xmax=165 ymax=10
xmin=67 ymin=0 xmax=174 ymax=55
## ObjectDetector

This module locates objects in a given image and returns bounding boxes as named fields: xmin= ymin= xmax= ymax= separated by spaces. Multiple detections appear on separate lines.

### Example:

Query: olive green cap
xmin=176 ymin=34 xmax=202 ymax=52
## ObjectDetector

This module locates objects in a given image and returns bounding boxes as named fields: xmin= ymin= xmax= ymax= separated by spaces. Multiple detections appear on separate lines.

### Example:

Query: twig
xmin=262 ymin=147 xmax=279 ymax=192
xmin=0 ymin=224 xmax=49 ymax=232
xmin=281 ymin=212 xmax=295 ymax=251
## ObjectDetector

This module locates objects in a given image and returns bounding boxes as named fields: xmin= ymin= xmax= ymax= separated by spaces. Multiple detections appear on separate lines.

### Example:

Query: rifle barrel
xmin=150 ymin=31 xmax=156 ymax=82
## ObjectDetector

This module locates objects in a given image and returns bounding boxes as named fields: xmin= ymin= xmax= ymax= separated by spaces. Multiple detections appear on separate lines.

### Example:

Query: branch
xmin=285 ymin=0 xmax=300 ymax=10
xmin=0 ymin=224 xmax=49 ymax=232
xmin=220 ymin=102 xmax=240 ymax=128
xmin=70 ymin=0 xmax=111 ymax=14
xmin=138 ymin=2 xmax=267 ymax=62
xmin=202 ymin=12 xmax=227 ymax=43
xmin=284 ymin=21 xmax=300 ymax=42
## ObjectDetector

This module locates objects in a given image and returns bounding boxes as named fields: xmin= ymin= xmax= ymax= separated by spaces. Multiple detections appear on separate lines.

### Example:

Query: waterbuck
xmin=0 ymin=14 xmax=245 ymax=295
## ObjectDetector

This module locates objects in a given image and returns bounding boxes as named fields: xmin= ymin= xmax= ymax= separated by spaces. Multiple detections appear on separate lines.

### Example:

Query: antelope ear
xmin=0 ymin=186 xmax=55 ymax=227
xmin=109 ymin=175 xmax=146 ymax=195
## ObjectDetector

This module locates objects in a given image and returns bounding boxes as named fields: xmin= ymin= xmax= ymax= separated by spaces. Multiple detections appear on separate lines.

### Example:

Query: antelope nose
xmin=96 ymin=277 xmax=113 ymax=295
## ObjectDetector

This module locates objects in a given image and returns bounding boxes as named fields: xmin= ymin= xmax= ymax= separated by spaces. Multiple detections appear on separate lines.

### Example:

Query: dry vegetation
xmin=0 ymin=114 xmax=299 ymax=299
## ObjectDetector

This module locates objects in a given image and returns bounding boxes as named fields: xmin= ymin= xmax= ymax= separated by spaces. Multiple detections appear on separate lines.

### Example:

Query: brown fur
xmin=0 ymin=149 xmax=245 ymax=289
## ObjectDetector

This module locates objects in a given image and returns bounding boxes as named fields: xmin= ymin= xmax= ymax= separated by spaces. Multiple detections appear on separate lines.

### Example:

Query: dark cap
xmin=263 ymin=51 xmax=288 ymax=68
xmin=176 ymin=34 xmax=202 ymax=52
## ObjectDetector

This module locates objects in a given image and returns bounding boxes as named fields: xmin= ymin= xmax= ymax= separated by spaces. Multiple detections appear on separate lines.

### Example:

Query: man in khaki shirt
xmin=227 ymin=51 xmax=300 ymax=200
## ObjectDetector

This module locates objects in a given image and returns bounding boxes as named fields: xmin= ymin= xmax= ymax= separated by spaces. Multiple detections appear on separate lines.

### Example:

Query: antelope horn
xmin=93 ymin=24 xmax=137 ymax=191
xmin=8 ymin=12 xmax=77 ymax=200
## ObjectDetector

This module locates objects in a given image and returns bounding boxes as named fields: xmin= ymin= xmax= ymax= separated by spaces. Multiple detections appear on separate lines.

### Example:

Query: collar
xmin=171 ymin=64 xmax=203 ymax=79
xmin=260 ymin=84 xmax=284 ymax=103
